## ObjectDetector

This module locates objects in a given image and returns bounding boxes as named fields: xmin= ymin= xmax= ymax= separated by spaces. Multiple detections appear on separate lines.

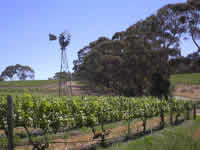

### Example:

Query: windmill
xmin=49 ymin=31 xmax=73 ymax=96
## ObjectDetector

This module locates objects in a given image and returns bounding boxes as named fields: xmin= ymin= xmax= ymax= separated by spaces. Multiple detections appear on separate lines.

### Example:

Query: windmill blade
xmin=59 ymin=32 xmax=71 ymax=49
xmin=63 ymin=41 xmax=69 ymax=48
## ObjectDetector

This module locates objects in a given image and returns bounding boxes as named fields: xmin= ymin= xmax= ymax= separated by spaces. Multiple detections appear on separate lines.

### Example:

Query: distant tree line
xmin=169 ymin=52 xmax=200 ymax=73
xmin=73 ymin=2 xmax=200 ymax=97
xmin=0 ymin=64 xmax=34 ymax=81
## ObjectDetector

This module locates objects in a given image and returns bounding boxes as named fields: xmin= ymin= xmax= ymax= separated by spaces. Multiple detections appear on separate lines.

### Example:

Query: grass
xmin=0 ymin=73 xmax=199 ymax=96
xmin=0 ymin=80 xmax=58 ymax=87
xmin=0 ymin=80 xmax=88 ymax=96
xmin=0 ymin=88 xmax=58 ymax=96
xmin=170 ymin=73 xmax=200 ymax=85
xmin=0 ymin=73 xmax=199 ymax=88
xmin=97 ymin=119 xmax=200 ymax=150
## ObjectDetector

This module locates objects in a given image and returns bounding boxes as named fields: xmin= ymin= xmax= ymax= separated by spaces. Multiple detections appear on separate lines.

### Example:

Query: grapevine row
xmin=0 ymin=94 xmax=196 ymax=149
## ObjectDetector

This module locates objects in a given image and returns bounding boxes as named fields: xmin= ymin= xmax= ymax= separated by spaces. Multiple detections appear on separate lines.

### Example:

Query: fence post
xmin=186 ymin=107 xmax=190 ymax=120
xmin=170 ymin=102 xmax=173 ymax=125
xmin=193 ymin=104 xmax=197 ymax=120
xmin=7 ymin=95 xmax=14 ymax=150
xmin=128 ymin=100 xmax=131 ymax=138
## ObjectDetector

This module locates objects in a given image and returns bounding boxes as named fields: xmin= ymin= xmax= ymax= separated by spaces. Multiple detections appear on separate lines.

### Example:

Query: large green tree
xmin=165 ymin=3 xmax=200 ymax=53
xmin=73 ymin=2 xmax=193 ymax=97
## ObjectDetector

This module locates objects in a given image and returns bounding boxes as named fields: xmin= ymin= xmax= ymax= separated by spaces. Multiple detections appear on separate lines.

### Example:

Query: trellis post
xmin=7 ymin=95 xmax=14 ymax=150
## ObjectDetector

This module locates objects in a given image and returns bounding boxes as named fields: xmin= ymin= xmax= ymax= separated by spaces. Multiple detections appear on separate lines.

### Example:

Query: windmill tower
xmin=49 ymin=31 xmax=73 ymax=96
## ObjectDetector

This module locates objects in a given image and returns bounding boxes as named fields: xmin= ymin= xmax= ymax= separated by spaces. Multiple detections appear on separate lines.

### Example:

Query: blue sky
xmin=0 ymin=0 xmax=194 ymax=80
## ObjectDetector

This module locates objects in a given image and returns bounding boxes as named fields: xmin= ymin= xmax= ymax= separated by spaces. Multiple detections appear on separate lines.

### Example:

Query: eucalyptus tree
xmin=1 ymin=64 xmax=34 ymax=80
xmin=74 ymin=36 xmax=125 ymax=94
xmin=164 ymin=3 xmax=200 ymax=53
xmin=73 ymin=37 xmax=110 ymax=84
xmin=118 ymin=10 xmax=182 ymax=96
xmin=73 ymin=3 xmax=187 ymax=97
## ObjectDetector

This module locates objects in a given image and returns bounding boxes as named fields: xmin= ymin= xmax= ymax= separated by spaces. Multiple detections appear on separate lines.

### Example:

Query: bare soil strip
xmin=15 ymin=117 xmax=168 ymax=150
xmin=174 ymin=84 xmax=200 ymax=100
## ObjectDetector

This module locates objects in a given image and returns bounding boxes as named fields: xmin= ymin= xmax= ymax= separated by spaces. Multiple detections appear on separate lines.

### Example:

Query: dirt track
xmin=15 ymin=118 xmax=163 ymax=150
xmin=174 ymin=84 xmax=200 ymax=100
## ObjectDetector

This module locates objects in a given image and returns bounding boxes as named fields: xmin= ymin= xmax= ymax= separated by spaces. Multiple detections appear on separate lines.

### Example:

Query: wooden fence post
xmin=186 ymin=108 xmax=190 ymax=120
xmin=128 ymin=100 xmax=131 ymax=138
xmin=170 ymin=102 xmax=173 ymax=125
xmin=193 ymin=104 xmax=197 ymax=120
xmin=7 ymin=95 xmax=14 ymax=150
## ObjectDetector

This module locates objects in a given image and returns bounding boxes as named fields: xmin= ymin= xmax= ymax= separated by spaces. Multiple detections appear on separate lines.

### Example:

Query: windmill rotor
xmin=59 ymin=32 xmax=71 ymax=49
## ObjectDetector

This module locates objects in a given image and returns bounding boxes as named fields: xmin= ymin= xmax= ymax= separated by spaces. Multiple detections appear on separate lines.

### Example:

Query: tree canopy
xmin=1 ymin=64 xmax=34 ymax=80
xmin=73 ymin=2 xmax=200 ymax=97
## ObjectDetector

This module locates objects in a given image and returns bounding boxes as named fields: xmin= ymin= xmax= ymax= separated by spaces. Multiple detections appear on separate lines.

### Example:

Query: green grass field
xmin=0 ymin=73 xmax=199 ymax=96
xmin=0 ymin=73 xmax=199 ymax=88
xmin=0 ymin=80 xmax=59 ymax=95
xmin=0 ymin=80 xmax=89 ymax=96
xmin=170 ymin=73 xmax=200 ymax=85
xmin=0 ymin=80 xmax=58 ymax=87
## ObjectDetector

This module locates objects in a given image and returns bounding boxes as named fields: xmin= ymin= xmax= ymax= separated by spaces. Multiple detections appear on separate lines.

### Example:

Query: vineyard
xmin=0 ymin=95 xmax=199 ymax=150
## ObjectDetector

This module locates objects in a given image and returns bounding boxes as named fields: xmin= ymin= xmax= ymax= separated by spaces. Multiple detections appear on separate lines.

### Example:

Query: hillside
xmin=170 ymin=73 xmax=200 ymax=85
xmin=170 ymin=73 xmax=200 ymax=100
xmin=0 ymin=73 xmax=200 ymax=99
xmin=0 ymin=80 xmax=98 ymax=96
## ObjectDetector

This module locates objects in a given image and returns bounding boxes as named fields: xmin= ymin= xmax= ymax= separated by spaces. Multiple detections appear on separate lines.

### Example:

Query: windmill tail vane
xmin=49 ymin=33 xmax=57 ymax=41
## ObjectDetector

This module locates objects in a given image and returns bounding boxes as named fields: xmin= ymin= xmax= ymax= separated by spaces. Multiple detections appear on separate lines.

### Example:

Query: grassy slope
xmin=0 ymin=80 xmax=59 ymax=95
xmin=170 ymin=73 xmax=200 ymax=85
xmin=0 ymin=80 xmax=89 ymax=96
xmin=0 ymin=73 xmax=199 ymax=88
xmin=0 ymin=73 xmax=199 ymax=96
xmin=0 ymin=80 xmax=58 ymax=87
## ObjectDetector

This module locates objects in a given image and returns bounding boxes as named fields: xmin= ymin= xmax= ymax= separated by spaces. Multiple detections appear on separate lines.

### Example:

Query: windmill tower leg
xmin=58 ymin=49 xmax=64 ymax=97
xmin=58 ymin=48 xmax=73 ymax=96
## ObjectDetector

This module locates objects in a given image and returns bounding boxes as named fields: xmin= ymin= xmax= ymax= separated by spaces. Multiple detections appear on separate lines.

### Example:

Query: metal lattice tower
xmin=49 ymin=32 xmax=73 ymax=96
